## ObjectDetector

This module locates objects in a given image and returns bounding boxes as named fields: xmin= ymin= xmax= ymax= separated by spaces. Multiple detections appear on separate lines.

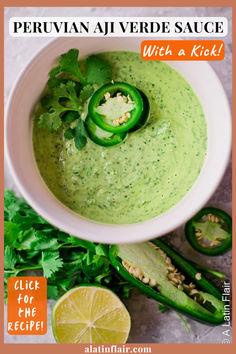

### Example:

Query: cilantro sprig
xmin=50 ymin=49 xmax=112 ymax=85
xmin=37 ymin=49 xmax=112 ymax=151
xmin=4 ymin=190 xmax=133 ymax=301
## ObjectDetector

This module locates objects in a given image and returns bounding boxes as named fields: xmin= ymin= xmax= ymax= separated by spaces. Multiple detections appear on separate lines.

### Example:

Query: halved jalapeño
xmin=109 ymin=239 xmax=225 ymax=325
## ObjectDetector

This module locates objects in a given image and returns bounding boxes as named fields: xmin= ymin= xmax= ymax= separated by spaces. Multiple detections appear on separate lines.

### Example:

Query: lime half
xmin=52 ymin=285 xmax=131 ymax=343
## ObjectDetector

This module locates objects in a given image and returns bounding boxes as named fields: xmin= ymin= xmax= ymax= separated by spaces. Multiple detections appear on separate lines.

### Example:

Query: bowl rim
xmin=5 ymin=37 xmax=232 ymax=244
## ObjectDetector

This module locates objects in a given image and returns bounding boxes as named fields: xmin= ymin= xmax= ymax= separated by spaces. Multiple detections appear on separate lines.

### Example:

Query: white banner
xmin=9 ymin=17 xmax=228 ymax=37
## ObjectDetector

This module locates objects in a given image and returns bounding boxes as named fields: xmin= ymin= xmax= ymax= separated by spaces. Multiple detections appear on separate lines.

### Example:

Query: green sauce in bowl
xmin=33 ymin=51 xmax=207 ymax=224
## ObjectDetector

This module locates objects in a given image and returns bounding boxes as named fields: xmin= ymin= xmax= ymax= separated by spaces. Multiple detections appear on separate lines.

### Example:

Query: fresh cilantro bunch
xmin=37 ymin=48 xmax=112 ymax=150
xmin=4 ymin=190 xmax=133 ymax=301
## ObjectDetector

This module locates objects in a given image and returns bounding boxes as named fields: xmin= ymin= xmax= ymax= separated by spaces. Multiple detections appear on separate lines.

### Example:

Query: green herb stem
xmin=4 ymin=265 xmax=43 ymax=275
xmin=175 ymin=311 xmax=190 ymax=334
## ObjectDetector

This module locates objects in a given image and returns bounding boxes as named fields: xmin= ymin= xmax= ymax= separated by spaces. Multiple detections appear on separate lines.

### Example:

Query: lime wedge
xmin=52 ymin=286 xmax=131 ymax=343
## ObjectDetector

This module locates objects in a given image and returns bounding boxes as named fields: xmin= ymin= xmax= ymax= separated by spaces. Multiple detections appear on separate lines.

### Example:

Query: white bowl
xmin=5 ymin=37 xmax=231 ymax=244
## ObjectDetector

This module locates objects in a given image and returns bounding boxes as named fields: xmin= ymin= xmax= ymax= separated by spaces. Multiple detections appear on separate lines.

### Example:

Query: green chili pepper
xmin=129 ymin=90 xmax=150 ymax=132
xmin=85 ymin=115 xmax=127 ymax=147
xmin=109 ymin=239 xmax=225 ymax=325
xmin=185 ymin=207 xmax=232 ymax=256
xmin=88 ymin=82 xmax=143 ymax=133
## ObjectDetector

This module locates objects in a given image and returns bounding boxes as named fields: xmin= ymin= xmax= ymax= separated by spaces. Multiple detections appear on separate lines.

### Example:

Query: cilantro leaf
xmin=4 ymin=246 xmax=17 ymax=270
xmin=57 ymin=278 xmax=73 ymax=292
xmin=53 ymin=81 xmax=80 ymax=110
xmin=85 ymin=55 xmax=112 ymax=84
xmin=4 ymin=190 xmax=18 ymax=207
xmin=95 ymin=244 xmax=109 ymax=257
xmin=38 ymin=81 xmax=80 ymax=131
xmin=5 ymin=272 xmax=15 ymax=302
xmin=74 ymin=118 xmax=88 ymax=151
xmin=47 ymin=285 xmax=58 ymax=300
xmin=49 ymin=66 xmax=61 ymax=78
xmin=31 ymin=231 xmax=59 ymax=251
xmin=59 ymin=49 xmax=85 ymax=83
xmin=69 ymin=237 xmax=96 ymax=252
xmin=13 ymin=211 xmax=46 ymax=230
xmin=4 ymin=190 xmax=20 ymax=220
xmin=41 ymin=251 xmax=63 ymax=278
xmin=41 ymin=94 xmax=64 ymax=111
xmin=14 ymin=229 xmax=38 ymax=250
xmin=4 ymin=221 xmax=20 ymax=247
xmin=64 ymin=128 xmax=75 ymax=140
xmin=79 ymin=85 xmax=94 ymax=103
xmin=47 ymin=77 xmax=61 ymax=88
xmin=50 ymin=49 xmax=112 ymax=86
xmin=38 ymin=112 xmax=62 ymax=131
xmin=57 ymin=231 xmax=71 ymax=243
xmin=74 ymin=134 xmax=87 ymax=150
xmin=63 ymin=111 xmax=79 ymax=123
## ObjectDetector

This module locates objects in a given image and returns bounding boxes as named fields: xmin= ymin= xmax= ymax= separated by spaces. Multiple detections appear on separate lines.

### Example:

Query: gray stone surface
xmin=4 ymin=6 xmax=232 ymax=344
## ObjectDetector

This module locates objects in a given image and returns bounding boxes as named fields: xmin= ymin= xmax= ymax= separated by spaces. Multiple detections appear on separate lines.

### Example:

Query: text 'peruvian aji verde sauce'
xmin=33 ymin=51 xmax=207 ymax=224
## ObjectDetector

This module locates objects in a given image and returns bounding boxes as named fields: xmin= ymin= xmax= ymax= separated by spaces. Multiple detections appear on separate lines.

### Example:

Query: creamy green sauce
xmin=33 ymin=51 xmax=207 ymax=224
